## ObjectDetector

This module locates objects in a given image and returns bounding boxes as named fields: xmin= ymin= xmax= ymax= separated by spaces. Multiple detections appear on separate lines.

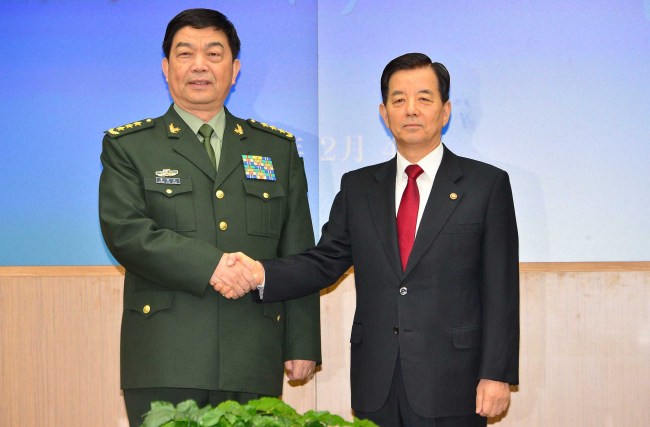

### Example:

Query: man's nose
xmin=191 ymin=53 xmax=208 ymax=71
xmin=405 ymin=99 xmax=418 ymax=116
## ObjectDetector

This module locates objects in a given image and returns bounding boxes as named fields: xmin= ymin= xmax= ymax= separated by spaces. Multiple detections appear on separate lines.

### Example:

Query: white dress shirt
xmin=395 ymin=143 xmax=444 ymax=234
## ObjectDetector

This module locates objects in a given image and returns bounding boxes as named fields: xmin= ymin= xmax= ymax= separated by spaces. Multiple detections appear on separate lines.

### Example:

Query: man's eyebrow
xmin=174 ymin=41 xmax=224 ymax=50
xmin=390 ymin=89 xmax=434 ymax=96
xmin=175 ymin=41 xmax=194 ymax=49
xmin=205 ymin=41 xmax=225 ymax=49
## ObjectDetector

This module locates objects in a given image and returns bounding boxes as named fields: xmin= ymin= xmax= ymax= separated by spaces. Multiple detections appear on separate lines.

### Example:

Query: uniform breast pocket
xmin=144 ymin=177 xmax=196 ymax=231
xmin=243 ymin=180 xmax=286 ymax=238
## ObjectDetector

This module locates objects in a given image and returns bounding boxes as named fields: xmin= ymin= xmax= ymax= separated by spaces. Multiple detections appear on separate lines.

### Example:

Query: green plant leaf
xmin=352 ymin=417 xmax=379 ymax=427
xmin=303 ymin=410 xmax=349 ymax=424
xmin=142 ymin=401 xmax=177 ymax=427
xmin=250 ymin=397 xmax=297 ymax=417
xmin=199 ymin=406 xmax=226 ymax=426
xmin=140 ymin=398 xmax=378 ymax=427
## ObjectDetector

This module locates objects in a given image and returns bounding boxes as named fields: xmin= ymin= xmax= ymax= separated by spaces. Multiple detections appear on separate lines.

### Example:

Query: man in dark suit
xmin=219 ymin=53 xmax=519 ymax=426
xmin=98 ymin=9 xmax=320 ymax=426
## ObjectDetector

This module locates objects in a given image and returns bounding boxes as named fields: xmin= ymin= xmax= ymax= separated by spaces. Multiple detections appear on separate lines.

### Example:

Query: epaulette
xmin=247 ymin=119 xmax=294 ymax=141
xmin=105 ymin=118 xmax=155 ymax=137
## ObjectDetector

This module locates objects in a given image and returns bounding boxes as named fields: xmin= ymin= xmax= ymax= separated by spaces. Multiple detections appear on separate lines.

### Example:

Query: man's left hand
xmin=284 ymin=359 xmax=316 ymax=381
xmin=475 ymin=379 xmax=510 ymax=418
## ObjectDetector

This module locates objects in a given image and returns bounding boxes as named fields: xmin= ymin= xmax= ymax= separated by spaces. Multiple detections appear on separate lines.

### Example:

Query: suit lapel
xmin=405 ymin=145 xmax=464 ymax=275
xmin=214 ymin=110 xmax=249 ymax=189
xmin=164 ymin=107 xmax=216 ymax=180
xmin=367 ymin=158 xmax=404 ymax=280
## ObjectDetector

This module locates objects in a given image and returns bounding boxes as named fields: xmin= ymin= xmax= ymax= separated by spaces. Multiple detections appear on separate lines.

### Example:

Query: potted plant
xmin=141 ymin=397 xmax=379 ymax=427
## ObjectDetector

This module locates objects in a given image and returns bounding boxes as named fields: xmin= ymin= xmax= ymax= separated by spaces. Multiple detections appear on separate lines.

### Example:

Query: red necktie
xmin=397 ymin=164 xmax=424 ymax=271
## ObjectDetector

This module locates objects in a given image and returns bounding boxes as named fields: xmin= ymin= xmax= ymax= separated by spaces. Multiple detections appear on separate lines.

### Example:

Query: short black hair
xmin=162 ymin=8 xmax=241 ymax=60
xmin=380 ymin=53 xmax=450 ymax=104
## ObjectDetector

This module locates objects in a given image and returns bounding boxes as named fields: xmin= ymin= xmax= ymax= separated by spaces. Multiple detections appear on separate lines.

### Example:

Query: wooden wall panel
xmin=1 ymin=263 xmax=649 ymax=426
xmin=506 ymin=270 xmax=650 ymax=426
xmin=0 ymin=270 xmax=127 ymax=426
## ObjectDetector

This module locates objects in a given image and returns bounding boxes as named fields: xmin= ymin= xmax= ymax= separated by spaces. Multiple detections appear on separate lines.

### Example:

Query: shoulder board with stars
xmin=247 ymin=119 xmax=295 ymax=141
xmin=105 ymin=118 xmax=155 ymax=137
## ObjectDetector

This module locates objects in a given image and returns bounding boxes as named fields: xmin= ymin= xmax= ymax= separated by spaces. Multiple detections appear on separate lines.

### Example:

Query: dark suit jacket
xmin=99 ymin=105 xmax=320 ymax=396
xmin=262 ymin=145 xmax=519 ymax=418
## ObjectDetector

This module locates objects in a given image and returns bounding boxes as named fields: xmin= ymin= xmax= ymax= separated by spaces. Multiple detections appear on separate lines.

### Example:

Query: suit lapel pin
xmin=449 ymin=193 xmax=458 ymax=200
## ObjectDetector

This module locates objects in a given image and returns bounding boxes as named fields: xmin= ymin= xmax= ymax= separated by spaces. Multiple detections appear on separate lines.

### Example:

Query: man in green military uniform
xmin=98 ymin=9 xmax=320 ymax=426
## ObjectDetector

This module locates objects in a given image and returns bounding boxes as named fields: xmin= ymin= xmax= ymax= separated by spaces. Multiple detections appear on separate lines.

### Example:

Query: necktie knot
xmin=199 ymin=124 xmax=214 ymax=141
xmin=405 ymin=164 xmax=424 ymax=180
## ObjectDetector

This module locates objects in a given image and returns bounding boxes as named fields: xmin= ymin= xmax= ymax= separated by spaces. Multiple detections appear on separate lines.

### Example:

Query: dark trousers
xmin=123 ymin=388 xmax=263 ymax=427
xmin=355 ymin=357 xmax=487 ymax=427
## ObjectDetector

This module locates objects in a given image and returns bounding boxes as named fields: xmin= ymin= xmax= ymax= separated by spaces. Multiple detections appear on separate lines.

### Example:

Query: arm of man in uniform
xmin=99 ymin=133 xmax=256 ymax=297
xmin=270 ymin=140 xmax=320 ymax=380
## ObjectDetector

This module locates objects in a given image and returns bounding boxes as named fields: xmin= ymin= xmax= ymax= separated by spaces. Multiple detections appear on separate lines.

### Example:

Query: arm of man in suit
xmin=213 ymin=167 xmax=356 ymax=302
xmin=476 ymin=170 xmax=520 ymax=418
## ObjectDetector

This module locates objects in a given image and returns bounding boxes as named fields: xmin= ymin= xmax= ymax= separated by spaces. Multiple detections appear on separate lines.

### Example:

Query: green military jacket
xmin=99 ymin=105 xmax=320 ymax=395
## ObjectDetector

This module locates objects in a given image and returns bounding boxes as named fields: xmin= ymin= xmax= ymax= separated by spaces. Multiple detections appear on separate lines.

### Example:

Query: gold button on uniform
xmin=142 ymin=305 xmax=151 ymax=314
xmin=276 ymin=315 xmax=281 ymax=322
xmin=263 ymin=192 xmax=270 ymax=199
xmin=216 ymin=190 xmax=224 ymax=199
xmin=449 ymin=192 xmax=458 ymax=200
xmin=219 ymin=221 xmax=228 ymax=231
xmin=165 ymin=189 xmax=173 ymax=195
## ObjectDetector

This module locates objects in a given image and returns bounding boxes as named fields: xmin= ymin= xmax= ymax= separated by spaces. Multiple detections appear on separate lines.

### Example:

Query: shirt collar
xmin=396 ymin=143 xmax=444 ymax=181
xmin=173 ymin=104 xmax=226 ymax=141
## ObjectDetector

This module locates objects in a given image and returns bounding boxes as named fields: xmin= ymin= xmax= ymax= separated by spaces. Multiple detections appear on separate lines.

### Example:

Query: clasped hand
xmin=209 ymin=252 xmax=264 ymax=299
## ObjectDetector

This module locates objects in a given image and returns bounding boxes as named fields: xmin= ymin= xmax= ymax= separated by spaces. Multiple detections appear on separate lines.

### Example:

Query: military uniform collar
xmin=172 ymin=104 xmax=226 ymax=142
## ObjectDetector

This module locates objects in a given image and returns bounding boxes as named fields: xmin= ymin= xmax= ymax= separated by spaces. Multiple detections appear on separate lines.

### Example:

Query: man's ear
xmin=231 ymin=59 xmax=241 ymax=85
xmin=379 ymin=103 xmax=389 ymax=127
xmin=443 ymin=100 xmax=452 ymax=126
xmin=162 ymin=58 xmax=169 ymax=82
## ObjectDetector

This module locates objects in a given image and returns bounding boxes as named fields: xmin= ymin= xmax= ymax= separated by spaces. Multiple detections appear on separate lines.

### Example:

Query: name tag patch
xmin=156 ymin=177 xmax=181 ymax=185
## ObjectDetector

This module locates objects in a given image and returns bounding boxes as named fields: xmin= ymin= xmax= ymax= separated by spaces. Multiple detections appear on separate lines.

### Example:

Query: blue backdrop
xmin=1 ymin=0 xmax=649 ymax=264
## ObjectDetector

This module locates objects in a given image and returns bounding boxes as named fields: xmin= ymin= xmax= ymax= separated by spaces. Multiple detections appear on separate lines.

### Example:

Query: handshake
xmin=210 ymin=252 xmax=265 ymax=299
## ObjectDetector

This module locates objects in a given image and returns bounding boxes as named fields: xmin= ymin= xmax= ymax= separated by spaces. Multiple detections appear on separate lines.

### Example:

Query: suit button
xmin=263 ymin=192 xmax=270 ymax=199
xmin=399 ymin=286 xmax=407 ymax=296
xmin=394 ymin=326 xmax=399 ymax=335
xmin=216 ymin=190 xmax=224 ymax=199
xmin=142 ymin=305 xmax=151 ymax=314
xmin=219 ymin=221 xmax=228 ymax=231
xmin=165 ymin=188 xmax=173 ymax=195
